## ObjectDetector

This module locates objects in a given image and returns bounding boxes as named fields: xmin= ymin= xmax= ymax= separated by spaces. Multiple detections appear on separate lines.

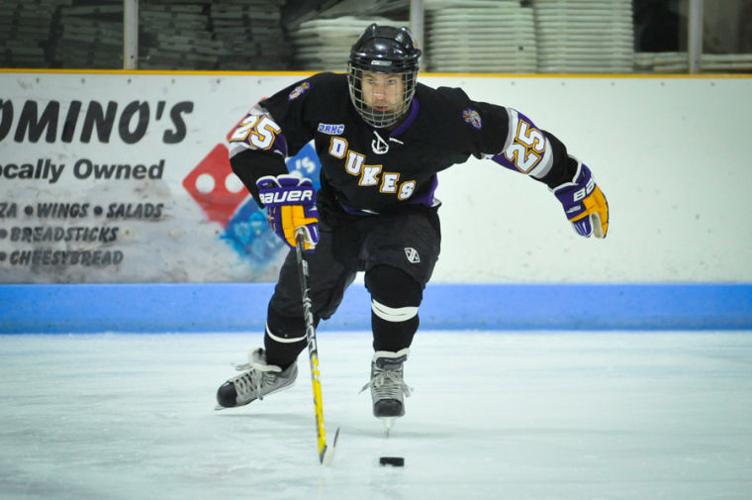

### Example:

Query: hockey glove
xmin=256 ymin=174 xmax=319 ymax=250
xmin=552 ymin=162 xmax=609 ymax=238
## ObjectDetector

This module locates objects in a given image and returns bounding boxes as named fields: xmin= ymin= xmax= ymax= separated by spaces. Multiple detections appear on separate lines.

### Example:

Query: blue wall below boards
xmin=2 ymin=283 xmax=751 ymax=333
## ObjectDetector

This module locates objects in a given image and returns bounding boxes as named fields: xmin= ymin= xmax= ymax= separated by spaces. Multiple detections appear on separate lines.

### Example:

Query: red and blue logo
xmin=182 ymin=125 xmax=320 ymax=271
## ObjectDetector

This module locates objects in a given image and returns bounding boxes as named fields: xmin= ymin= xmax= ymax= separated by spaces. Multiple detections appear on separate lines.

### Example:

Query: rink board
xmin=2 ymin=282 xmax=751 ymax=333
xmin=1 ymin=72 xmax=751 ymax=286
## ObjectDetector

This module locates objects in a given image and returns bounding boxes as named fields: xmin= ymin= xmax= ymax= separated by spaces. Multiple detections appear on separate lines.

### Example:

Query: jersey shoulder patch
xmin=284 ymin=72 xmax=349 ymax=119
xmin=418 ymin=85 xmax=481 ymax=131
xmin=297 ymin=72 xmax=347 ymax=102
xmin=412 ymin=84 xmax=480 ymax=151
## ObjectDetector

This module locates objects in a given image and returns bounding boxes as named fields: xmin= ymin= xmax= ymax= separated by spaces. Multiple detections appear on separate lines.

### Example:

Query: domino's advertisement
xmin=0 ymin=73 xmax=319 ymax=283
xmin=1 ymin=71 xmax=752 ymax=286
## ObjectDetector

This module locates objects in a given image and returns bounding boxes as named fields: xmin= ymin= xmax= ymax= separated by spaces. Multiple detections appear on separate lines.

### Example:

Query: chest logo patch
xmin=371 ymin=130 xmax=389 ymax=155
xmin=317 ymin=123 xmax=346 ymax=135
xmin=462 ymin=108 xmax=482 ymax=130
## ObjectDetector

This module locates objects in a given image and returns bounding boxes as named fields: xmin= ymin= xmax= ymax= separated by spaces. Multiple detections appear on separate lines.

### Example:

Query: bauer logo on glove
xmin=256 ymin=174 xmax=320 ymax=250
xmin=552 ymin=161 xmax=609 ymax=239
xmin=258 ymin=188 xmax=314 ymax=205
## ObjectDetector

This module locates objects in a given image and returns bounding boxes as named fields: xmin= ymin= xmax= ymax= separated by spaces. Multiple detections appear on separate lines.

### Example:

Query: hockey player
xmin=216 ymin=25 xmax=609 ymax=421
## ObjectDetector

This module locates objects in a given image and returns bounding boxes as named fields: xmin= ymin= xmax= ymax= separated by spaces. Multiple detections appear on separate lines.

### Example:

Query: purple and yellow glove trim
xmin=256 ymin=174 xmax=319 ymax=250
xmin=552 ymin=161 xmax=609 ymax=239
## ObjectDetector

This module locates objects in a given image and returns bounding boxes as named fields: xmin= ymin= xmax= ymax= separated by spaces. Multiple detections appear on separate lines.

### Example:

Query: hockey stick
xmin=295 ymin=227 xmax=340 ymax=465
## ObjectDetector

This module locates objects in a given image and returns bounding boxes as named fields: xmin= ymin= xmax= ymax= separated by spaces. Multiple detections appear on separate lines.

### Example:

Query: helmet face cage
xmin=347 ymin=25 xmax=421 ymax=129
xmin=347 ymin=64 xmax=417 ymax=129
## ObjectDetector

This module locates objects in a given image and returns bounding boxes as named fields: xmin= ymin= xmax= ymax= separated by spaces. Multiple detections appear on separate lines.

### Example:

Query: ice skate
xmin=215 ymin=348 xmax=297 ymax=409
xmin=360 ymin=348 xmax=411 ymax=434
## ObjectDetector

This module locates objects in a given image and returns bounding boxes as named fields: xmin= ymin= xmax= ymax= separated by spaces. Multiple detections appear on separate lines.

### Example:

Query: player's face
xmin=361 ymin=71 xmax=404 ymax=113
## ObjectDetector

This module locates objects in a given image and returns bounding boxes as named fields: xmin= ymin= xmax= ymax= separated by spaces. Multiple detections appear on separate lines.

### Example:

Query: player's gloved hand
xmin=256 ymin=174 xmax=319 ymax=250
xmin=552 ymin=162 xmax=609 ymax=238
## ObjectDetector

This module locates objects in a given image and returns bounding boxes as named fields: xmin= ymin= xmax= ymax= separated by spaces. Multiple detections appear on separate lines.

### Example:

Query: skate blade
xmin=380 ymin=417 xmax=395 ymax=437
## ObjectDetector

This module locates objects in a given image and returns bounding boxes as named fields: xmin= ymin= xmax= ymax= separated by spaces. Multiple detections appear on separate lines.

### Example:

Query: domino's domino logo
xmin=181 ymin=122 xmax=321 ymax=269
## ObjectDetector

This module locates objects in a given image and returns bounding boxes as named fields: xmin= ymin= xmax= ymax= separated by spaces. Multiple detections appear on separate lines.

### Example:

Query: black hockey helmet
xmin=347 ymin=24 xmax=421 ymax=128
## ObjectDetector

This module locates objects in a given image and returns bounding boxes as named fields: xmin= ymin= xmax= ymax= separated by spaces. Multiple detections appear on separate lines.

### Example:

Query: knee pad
xmin=264 ymin=304 xmax=312 ymax=369
xmin=365 ymin=265 xmax=423 ymax=316
xmin=365 ymin=265 xmax=422 ymax=352
xmin=266 ymin=303 xmax=309 ymax=343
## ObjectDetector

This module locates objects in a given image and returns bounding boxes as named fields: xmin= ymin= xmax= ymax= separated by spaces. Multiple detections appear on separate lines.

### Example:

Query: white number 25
xmin=503 ymin=118 xmax=546 ymax=174
xmin=229 ymin=114 xmax=281 ymax=150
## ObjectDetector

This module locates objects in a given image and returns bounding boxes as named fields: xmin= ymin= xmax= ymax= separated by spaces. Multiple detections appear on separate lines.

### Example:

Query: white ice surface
xmin=1 ymin=332 xmax=751 ymax=500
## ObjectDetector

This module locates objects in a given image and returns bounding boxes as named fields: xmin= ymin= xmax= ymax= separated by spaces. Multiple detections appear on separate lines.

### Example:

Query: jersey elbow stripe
xmin=503 ymin=108 xmax=518 ymax=153
xmin=529 ymin=144 xmax=554 ymax=179
xmin=265 ymin=322 xmax=307 ymax=343
xmin=229 ymin=142 xmax=251 ymax=158
xmin=371 ymin=299 xmax=418 ymax=322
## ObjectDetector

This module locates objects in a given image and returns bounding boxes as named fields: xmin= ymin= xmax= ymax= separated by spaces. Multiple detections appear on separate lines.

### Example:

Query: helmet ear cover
xmin=348 ymin=24 xmax=421 ymax=128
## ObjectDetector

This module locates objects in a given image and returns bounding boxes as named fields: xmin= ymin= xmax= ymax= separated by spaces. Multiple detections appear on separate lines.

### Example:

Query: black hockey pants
xmin=262 ymin=205 xmax=441 ymax=369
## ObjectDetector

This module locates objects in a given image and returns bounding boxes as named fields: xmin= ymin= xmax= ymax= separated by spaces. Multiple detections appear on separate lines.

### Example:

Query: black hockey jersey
xmin=229 ymin=72 xmax=576 ymax=216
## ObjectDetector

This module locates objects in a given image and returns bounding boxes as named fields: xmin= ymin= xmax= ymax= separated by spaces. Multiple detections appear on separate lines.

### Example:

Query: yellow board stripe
xmin=0 ymin=68 xmax=316 ymax=76
xmin=1 ymin=68 xmax=750 ymax=79
xmin=423 ymin=72 xmax=752 ymax=79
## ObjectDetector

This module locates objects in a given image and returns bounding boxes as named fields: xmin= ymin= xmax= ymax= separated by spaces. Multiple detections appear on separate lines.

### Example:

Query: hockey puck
xmin=379 ymin=456 xmax=404 ymax=467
